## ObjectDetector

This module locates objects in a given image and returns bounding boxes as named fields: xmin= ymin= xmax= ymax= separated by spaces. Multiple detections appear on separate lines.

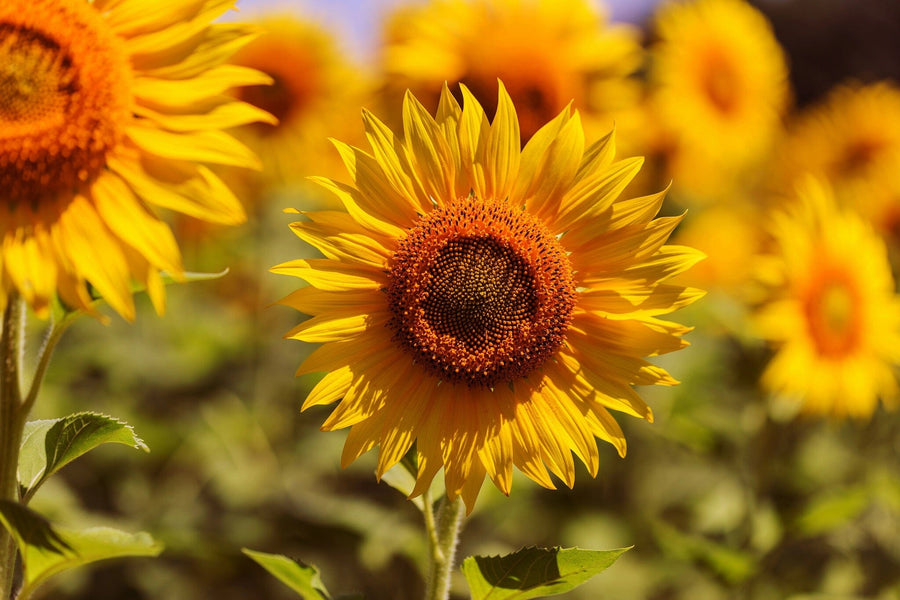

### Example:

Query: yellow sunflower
xmin=755 ymin=178 xmax=900 ymax=419
xmin=380 ymin=0 xmax=643 ymax=145
xmin=778 ymin=81 xmax=900 ymax=235
xmin=649 ymin=0 xmax=789 ymax=198
xmin=228 ymin=14 xmax=370 ymax=200
xmin=0 ymin=0 xmax=272 ymax=320
xmin=274 ymin=83 xmax=703 ymax=511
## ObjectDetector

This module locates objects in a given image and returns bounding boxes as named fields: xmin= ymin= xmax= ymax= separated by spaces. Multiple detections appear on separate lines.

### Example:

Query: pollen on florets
xmin=386 ymin=196 xmax=577 ymax=388
xmin=0 ymin=1 xmax=131 ymax=204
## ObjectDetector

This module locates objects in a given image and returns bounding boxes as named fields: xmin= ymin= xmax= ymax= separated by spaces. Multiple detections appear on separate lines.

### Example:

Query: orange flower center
xmin=0 ymin=0 xmax=130 ymax=204
xmin=836 ymin=135 xmax=885 ymax=177
xmin=387 ymin=197 xmax=577 ymax=387
xmin=700 ymin=49 xmax=740 ymax=115
xmin=804 ymin=270 xmax=862 ymax=358
xmin=234 ymin=37 xmax=320 ymax=134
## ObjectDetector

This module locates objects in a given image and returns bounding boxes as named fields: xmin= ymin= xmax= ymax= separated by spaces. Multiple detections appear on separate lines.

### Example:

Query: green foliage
xmin=796 ymin=485 xmax=870 ymax=536
xmin=159 ymin=270 xmax=231 ymax=286
xmin=243 ymin=549 xmax=332 ymax=599
xmin=380 ymin=460 xmax=423 ymax=511
xmin=18 ymin=412 xmax=148 ymax=503
xmin=462 ymin=546 xmax=631 ymax=600
xmin=653 ymin=521 xmax=756 ymax=584
xmin=0 ymin=501 xmax=162 ymax=600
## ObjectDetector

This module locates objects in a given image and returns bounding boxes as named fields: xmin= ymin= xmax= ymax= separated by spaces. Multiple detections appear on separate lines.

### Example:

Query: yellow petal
xmin=484 ymin=80 xmax=521 ymax=201
xmin=91 ymin=173 xmax=183 ymax=276
xmin=53 ymin=196 xmax=134 ymax=320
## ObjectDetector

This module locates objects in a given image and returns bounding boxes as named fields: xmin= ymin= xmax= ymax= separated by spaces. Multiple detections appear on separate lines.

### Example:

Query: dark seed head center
xmin=387 ymin=196 xmax=577 ymax=388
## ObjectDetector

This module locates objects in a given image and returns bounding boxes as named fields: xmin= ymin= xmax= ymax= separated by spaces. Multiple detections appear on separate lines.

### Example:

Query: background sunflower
xmin=379 ymin=0 xmax=644 ymax=146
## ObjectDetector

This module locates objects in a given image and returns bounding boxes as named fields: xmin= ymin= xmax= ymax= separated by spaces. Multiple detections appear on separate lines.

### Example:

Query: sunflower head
xmin=381 ymin=0 xmax=643 ymax=144
xmin=649 ymin=0 xmax=790 ymax=196
xmin=227 ymin=14 xmax=370 ymax=196
xmin=0 ymin=0 xmax=272 ymax=320
xmin=275 ymin=81 xmax=703 ymax=511
xmin=778 ymin=81 xmax=900 ymax=235
xmin=755 ymin=177 xmax=900 ymax=419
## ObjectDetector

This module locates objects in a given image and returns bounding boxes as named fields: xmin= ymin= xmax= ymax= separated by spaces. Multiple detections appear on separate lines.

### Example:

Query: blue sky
xmin=232 ymin=0 xmax=662 ymax=64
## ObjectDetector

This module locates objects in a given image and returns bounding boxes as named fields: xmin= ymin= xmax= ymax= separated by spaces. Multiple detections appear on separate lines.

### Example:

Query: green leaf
xmin=243 ymin=548 xmax=332 ymax=599
xmin=462 ymin=546 xmax=631 ymax=600
xmin=796 ymin=485 xmax=870 ymax=536
xmin=85 ymin=269 xmax=231 ymax=302
xmin=0 ymin=501 xmax=162 ymax=600
xmin=19 ymin=412 xmax=148 ymax=502
xmin=380 ymin=462 xmax=423 ymax=511
xmin=159 ymin=269 xmax=230 ymax=286
xmin=652 ymin=521 xmax=755 ymax=583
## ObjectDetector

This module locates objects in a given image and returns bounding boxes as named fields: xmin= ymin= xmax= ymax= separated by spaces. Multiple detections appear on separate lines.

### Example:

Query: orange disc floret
xmin=232 ymin=33 xmax=321 ymax=134
xmin=0 ymin=0 xmax=130 ymax=204
xmin=387 ymin=196 xmax=577 ymax=387
xmin=801 ymin=265 xmax=863 ymax=359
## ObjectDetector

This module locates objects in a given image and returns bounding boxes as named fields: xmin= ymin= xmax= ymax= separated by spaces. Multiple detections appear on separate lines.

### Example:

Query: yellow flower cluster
xmin=8 ymin=0 xmax=900 ymax=520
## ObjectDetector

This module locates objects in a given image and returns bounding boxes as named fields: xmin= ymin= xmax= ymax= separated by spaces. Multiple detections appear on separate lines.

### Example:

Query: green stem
xmin=423 ymin=494 xmax=464 ymax=600
xmin=22 ymin=312 xmax=75 ymax=418
xmin=0 ymin=295 xmax=25 ymax=599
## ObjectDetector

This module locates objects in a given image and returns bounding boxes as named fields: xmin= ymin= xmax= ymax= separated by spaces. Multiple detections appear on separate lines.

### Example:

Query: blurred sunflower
xmin=228 ymin=15 xmax=370 ymax=202
xmin=778 ymin=82 xmax=900 ymax=235
xmin=649 ymin=0 xmax=789 ymax=198
xmin=755 ymin=178 xmax=900 ymax=419
xmin=275 ymin=83 xmax=703 ymax=511
xmin=381 ymin=0 xmax=643 ymax=144
xmin=0 ymin=0 xmax=271 ymax=320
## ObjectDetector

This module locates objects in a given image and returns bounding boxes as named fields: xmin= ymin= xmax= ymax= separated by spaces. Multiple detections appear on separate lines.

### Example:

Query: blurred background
xmin=30 ymin=0 xmax=900 ymax=598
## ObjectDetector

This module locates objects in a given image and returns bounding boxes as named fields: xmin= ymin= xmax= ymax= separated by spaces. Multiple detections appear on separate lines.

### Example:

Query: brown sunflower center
xmin=234 ymin=38 xmax=320 ymax=134
xmin=804 ymin=270 xmax=861 ymax=358
xmin=837 ymin=136 xmax=885 ymax=177
xmin=0 ymin=1 xmax=130 ymax=204
xmin=387 ymin=196 xmax=577 ymax=387
xmin=701 ymin=51 xmax=740 ymax=115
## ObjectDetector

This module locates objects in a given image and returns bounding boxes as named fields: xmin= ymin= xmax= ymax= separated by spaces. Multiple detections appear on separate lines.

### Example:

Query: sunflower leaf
xmin=462 ymin=546 xmax=631 ymax=600
xmin=243 ymin=548 xmax=333 ymax=599
xmin=158 ymin=269 xmax=230 ymax=286
xmin=19 ymin=412 xmax=148 ymax=503
xmin=795 ymin=484 xmax=870 ymax=535
xmin=380 ymin=466 xmax=422 ymax=510
xmin=0 ymin=501 xmax=162 ymax=600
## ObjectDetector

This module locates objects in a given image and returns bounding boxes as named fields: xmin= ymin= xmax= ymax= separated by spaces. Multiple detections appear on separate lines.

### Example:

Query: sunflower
xmin=755 ymin=178 xmax=900 ymax=419
xmin=0 ymin=0 xmax=272 ymax=320
xmin=648 ymin=0 xmax=789 ymax=198
xmin=778 ymin=81 xmax=900 ymax=235
xmin=380 ymin=0 xmax=643 ymax=145
xmin=227 ymin=14 xmax=370 ymax=202
xmin=274 ymin=83 xmax=703 ymax=511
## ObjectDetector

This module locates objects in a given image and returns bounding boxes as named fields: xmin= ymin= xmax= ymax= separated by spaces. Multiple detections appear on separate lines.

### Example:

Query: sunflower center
xmin=837 ymin=136 xmax=884 ymax=177
xmin=0 ymin=1 xmax=130 ymax=204
xmin=234 ymin=40 xmax=320 ymax=134
xmin=701 ymin=52 xmax=740 ymax=115
xmin=805 ymin=272 xmax=861 ymax=357
xmin=387 ymin=197 xmax=577 ymax=387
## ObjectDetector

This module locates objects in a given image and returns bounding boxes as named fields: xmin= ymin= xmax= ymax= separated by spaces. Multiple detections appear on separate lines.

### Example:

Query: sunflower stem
xmin=423 ymin=494 xmax=464 ymax=600
xmin=0 ymin=295 xmax=26 ymax=599
xmin=22 ymin=311 xmax=75 ymax=418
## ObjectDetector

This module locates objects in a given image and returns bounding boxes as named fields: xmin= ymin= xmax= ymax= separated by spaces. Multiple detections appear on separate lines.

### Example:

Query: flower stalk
xmin=0 ymin=295 xmax=25 ymax=599
xmin=423 ymin=493 xmax=464 ymax=600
